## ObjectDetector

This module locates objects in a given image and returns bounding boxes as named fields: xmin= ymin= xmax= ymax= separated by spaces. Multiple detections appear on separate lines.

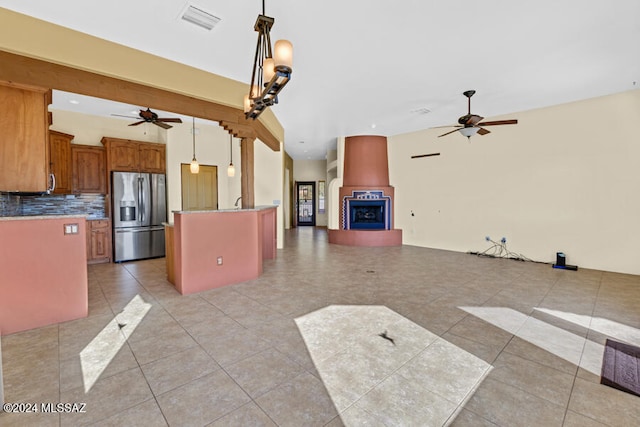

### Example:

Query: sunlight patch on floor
xmin=80 ymin=295 xmax=151 ymax=392
xmin=295 ymin=305 xmax=492 ymax=425
xmin=457 ymin=306 xmax=639 ymax=376
xmin=534 ymin=307 xmax=640 ymax=346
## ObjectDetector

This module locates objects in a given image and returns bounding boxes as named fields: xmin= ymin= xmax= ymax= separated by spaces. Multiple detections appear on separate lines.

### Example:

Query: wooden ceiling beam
xmin=220 ymin=120 xmax=256 ymax=140
xmin=0 ymin=50 xmax=281 ymax=151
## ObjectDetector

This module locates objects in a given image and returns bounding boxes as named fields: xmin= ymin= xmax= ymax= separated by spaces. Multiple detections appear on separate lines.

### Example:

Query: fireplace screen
xmin=349 ymin=200 xmax=385 ymax=230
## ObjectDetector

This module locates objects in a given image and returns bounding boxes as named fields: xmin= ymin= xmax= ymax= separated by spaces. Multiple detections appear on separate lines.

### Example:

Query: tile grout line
xmin=559 ymin=270 xmax=605 ymax=427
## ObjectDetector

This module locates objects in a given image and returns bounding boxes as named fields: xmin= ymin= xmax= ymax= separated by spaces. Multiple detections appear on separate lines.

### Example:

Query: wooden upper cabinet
xmin=72 ymin=145 xmax=106 ymax=194
xmin=139 ymin=143 xmax=166 ymax=174
xmin=101 ymin=137 xmax=165 ymax=174
xmin=0 ymin=81 xmax=52 ymax=192
xmin=105 ymin=138 xmax=139 ymax=172
xmin=49 ymin=130 xmax=73 ymax=194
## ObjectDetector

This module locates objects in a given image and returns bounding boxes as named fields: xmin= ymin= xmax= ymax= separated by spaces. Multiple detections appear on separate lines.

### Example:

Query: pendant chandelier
xmin=227 ymin=134 xmax=235 ymax=177
xmin=244 ymin=0 xmax=293 ymax=120
xmin=190 ymin=117 xmax=200 ymax=174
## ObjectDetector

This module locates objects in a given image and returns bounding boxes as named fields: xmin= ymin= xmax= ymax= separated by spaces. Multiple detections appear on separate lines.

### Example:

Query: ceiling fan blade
xmin=431 ymin=124 xmax=460 ymax=129
xmin=157 ymin=118 xmax=183 ymax=123
xmin=128 ymin=121 xmax=146 ymax=126
xmin=153 ymin=121 xmax=172 ymax=129
xmin=477 ymin=127 xmax=491 ymax=135
xmin=111 ymin=114 xmax=139 ymax=119
xmin=438 ymin=128 xmax=462 ymax=138
xmin=467 ymin=115 xmax=484 ymax=125
xmin=411 ymin=153 xmax=441 ymax=159
xmin=476 ymin=119 xmax=518 ymax=126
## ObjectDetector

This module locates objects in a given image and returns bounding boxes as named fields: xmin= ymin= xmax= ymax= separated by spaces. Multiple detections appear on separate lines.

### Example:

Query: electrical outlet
xmin=64 ymin=223 xmax=79 ymax=235
xmin=217 ymin=256 xmax=223 ymax=265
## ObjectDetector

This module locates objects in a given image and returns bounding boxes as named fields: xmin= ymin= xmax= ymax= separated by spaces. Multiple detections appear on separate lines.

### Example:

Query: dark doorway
xmin=296 ymin=181 xmax=316 ymax=226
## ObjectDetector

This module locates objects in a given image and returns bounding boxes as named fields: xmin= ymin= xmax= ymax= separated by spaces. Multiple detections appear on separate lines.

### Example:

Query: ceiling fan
xmin=437 ymin=90 xmax=517 ymax=139
xmin=112 ymin=108 xmax=183 ymax=129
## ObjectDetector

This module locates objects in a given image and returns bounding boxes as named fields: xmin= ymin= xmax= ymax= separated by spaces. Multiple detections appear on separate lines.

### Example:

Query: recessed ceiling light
xmin=69 ymin=99 xmax=80 ymax=105
xmin=411 ymin=107 xmax=431 ymax=115
xmin=298 ymin=141 xmax=305 ymax=144
xmin=371 ymin=123 xmax=377 ymax=129
xmin=180 ymin=4 xmax=221 ymax=31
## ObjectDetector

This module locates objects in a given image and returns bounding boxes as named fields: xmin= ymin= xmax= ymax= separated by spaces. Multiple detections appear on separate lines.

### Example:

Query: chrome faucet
xmin=234 ymin=196 xmax=242 ymax=208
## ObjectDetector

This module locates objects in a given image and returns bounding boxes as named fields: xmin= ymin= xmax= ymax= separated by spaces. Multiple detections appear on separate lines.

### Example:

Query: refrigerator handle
xmin=138 ymin=177 xmax=144 ymax=222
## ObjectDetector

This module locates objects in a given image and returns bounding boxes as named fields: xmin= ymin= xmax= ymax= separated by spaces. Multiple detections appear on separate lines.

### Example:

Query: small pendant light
xmin=190 ymin=117 xmax=199 ymax=174
xmin=227 ymin=134 xmax=235 ymax=177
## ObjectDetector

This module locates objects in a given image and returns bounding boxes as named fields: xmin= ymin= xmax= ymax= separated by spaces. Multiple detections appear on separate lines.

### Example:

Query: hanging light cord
xmin=229 ymin=135 xmax=233 ymax=164
xmin=192 ymin=117 xmax=196 ymax=160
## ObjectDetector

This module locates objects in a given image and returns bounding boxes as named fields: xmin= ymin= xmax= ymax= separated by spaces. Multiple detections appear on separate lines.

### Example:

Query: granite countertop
xmin=173 ymin=205 xmax=277 ymax=214
xmin=0 ymin=214 xmax=90 ymax=221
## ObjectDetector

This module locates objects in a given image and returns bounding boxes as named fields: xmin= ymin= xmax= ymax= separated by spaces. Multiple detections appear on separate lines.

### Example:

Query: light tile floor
xmin=1 ymin=227 xmax=640 ymax=426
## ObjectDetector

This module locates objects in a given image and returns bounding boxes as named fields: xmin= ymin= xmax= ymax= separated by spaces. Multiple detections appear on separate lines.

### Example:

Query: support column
xmin=241 ymin=137 xmax=255 ymax=209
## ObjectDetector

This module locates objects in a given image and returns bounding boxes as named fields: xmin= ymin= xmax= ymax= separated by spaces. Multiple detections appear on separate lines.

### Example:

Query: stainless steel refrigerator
xmin=112 ymin=172 xmax=167 ymax=262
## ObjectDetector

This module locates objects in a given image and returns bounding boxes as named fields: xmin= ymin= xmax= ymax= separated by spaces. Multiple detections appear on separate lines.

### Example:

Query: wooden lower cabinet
xmin=87 ymin=219 xmax=111 ymax=264
xmin=165 ymin=224 xmax=175 ymax=285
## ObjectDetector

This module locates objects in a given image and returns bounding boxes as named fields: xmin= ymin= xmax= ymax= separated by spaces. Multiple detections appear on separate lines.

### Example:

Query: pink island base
xmin=0 ymin=216 xmax=88 ymax=336
xmin=172 ymin=207 xmax=277 ymax=295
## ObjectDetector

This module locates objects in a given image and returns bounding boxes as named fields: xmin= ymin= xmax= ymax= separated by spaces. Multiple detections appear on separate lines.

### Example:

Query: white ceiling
xmin=2 ymin=0 xmax=639 ymax=159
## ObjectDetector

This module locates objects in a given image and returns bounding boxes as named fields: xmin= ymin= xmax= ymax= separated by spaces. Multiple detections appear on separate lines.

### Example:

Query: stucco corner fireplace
xmin=328 ymin=135 xmax=402 ymax=247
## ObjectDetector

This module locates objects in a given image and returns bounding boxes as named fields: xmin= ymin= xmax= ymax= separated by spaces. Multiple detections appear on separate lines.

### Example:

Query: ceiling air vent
xmin=181 ymin=4 xmax=221 ymax=31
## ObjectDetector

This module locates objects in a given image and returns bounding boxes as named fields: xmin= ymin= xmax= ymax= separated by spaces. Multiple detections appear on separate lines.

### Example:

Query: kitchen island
xmin=0 ymin=215 xmax=88 ymax=335
xmin=168 ymin=206 xmax=277 ymax=295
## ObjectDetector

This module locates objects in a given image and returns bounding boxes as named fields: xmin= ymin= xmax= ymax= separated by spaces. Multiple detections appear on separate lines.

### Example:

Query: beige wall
xmin=388 ymin=89 xmax=640 ymax=275
xmin=165 ymin=120 xmax=241 ymax=223
xmin=50 ymin=110 xmax=166 ymax=145
xmin=294 ymin=159 xmax=329 ymax=227
xmin=255 ymin=140 xmax=285 ymax=248
xmin=327 ymin=137 xmax=345 ymax=230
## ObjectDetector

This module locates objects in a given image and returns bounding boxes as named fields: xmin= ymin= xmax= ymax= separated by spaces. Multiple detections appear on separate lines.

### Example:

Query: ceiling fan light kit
xmin=244 ymin=0 xmax=293 ymax=120
xmin=459 ymin=127 xmax=480 ymax=138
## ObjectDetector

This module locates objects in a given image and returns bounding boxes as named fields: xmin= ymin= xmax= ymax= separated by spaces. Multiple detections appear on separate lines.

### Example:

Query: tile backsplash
xmin=0 ymin=193 xmax=107 ymax=219
xmin=0 ymin=194 xmax=20 ymax=216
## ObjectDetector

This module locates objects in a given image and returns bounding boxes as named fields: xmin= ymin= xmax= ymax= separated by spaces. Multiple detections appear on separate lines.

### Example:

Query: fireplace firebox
xmin=342 ymin=190 xmax=391 ymax=230
xmin=349 ymin=200 xmax=385 ymax=230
